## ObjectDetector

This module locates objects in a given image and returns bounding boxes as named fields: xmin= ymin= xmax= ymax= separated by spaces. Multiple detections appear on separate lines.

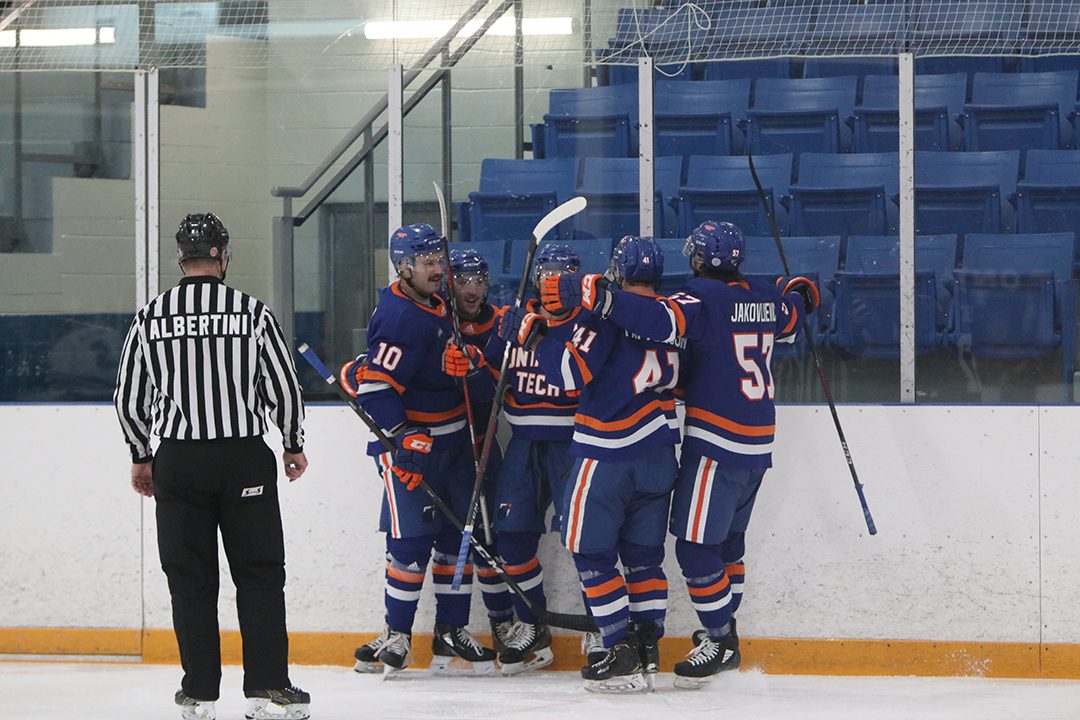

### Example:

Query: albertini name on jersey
xmin=147 ymin=313 xmax=250 ymax=341
xmin=731 ymin=302 xmax=778 ymax=323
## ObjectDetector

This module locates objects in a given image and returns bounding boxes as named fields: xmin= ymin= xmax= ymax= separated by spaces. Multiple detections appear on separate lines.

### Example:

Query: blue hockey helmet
xmin=684 ymin=220 xmax=745 ymax=271
xmin=611 ymin=235 xmax=665 ymax=288
xmin=532 ymin=242 xmax=581 ymax=287
xmin=449 ymin=247 xmax=490 ymax=282
xmin=389 ymin=223 xmax=445 ymax=271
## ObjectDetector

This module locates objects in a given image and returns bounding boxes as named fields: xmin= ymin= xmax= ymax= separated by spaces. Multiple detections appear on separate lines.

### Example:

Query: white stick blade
xmin=531 ymin=196 xmax=587 ymax=243
xmin=432 ymin=181 xmax=448 ymax=239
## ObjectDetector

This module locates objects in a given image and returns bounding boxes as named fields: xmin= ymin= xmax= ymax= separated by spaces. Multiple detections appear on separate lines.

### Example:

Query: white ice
xmin=3 ymin=663 xmax=1080 ymax=720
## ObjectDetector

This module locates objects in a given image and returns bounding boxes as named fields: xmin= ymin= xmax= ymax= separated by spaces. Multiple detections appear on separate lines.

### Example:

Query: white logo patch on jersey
xmin=241 ymin=485 xmax=264 ymax=498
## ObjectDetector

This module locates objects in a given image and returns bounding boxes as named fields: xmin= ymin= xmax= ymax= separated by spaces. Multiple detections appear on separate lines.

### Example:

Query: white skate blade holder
xmin=353 ymin=659 xmax=382 ymax=674
xmin=179 ymin=701 xmax=216 ymax=720
xmin=429 ymin=655 xmax=496 ymax=677
xmin=499 ymin=647 xmax=555 ymax=676
xmin=672 ymin=674 xmax=711 ymax=690
xmin=244 ymin=697 xmax=310 ymax=720
xmin=584 ymin=672 xmax=650 ymax=694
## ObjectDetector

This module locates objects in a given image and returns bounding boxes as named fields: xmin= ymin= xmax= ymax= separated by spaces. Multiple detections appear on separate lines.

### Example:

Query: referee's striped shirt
xmin=114 ymin=275 xmax=305 ymax=462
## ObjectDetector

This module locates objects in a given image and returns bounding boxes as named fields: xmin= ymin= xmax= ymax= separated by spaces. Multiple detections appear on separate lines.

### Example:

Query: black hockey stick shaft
xmin=297 ymin=343 xmax=599 ymax=632
xmin=746 ymin=152 xmax=877 ymax=535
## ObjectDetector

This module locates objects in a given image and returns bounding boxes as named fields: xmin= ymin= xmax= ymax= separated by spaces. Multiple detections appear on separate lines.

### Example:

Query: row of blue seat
xmin=457 ymin=151 xmax=1080 ymax=245
xmin=532 ymin=71 xmax=1080 ymax=159
xmin=599 ymin=1 xmax=1080 ymax=85
xmin=462 ymin=232 xmax=1076 ymax=391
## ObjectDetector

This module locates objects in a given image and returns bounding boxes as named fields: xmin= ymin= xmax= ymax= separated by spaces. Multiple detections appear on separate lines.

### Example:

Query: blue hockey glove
xmin=498 ymin=305 xmax=547 ymax=349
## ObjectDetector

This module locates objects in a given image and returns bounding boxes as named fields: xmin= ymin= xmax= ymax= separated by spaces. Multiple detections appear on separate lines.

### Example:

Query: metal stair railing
xmin=270 ymin=0 xmax=517 ymax=343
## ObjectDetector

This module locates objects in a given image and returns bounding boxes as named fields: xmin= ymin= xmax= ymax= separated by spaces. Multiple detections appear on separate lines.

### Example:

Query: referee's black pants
xmin=153 ymin=437 xmax=291 ymax=701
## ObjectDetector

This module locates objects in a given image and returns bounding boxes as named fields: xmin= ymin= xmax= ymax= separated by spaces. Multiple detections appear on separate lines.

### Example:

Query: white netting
xmin=0 ymin=1 xmax=1078 ymax=73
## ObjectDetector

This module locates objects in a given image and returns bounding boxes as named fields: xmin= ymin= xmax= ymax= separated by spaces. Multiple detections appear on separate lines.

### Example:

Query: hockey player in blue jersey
xmin=503 ymin=236 xmax=680 ymax=693
xmin=542 ymin=221 xmax=819 ymax=689
xmin=467 ymin=243 xmax=590 ymax=675
xmin=350 ymin=224 xmax=497 ymax=677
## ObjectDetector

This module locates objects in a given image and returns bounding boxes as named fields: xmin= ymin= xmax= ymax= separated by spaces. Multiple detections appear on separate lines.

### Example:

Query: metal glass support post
xmin=582 ymin=0 xmax=593 ymax=86
xmin=638 ymin=56 xmax=655 ymax=237
xmin=514 ymin=1 xmax=524 ymax=159
xmin=442 ymin=49 xmax=453 ymax=238
xmin=272 ymin=200 xmax=295 ymax=345
xmin=898 ymin=52 xmax=916 ymax=402
xmin=389 ymin=64 xmax=404 ymax=277
xmin=134 ymin=69 xmax=160 ymax=308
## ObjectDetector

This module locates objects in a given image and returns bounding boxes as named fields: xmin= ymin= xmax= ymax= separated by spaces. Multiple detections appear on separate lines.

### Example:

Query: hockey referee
xmin=114 ymin=212 xmax=311 ymax=720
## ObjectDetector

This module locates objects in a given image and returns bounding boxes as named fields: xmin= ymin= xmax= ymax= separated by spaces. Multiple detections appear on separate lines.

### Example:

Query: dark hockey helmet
xmin=449 ymin=247 xmax=490 ymax=283
xmin=176 ymin=212 xmax=230 ymax=263
xmin=684 ymin=220 xmax=745 ymax=271
xmin=389 ymin=223 xmax=445 ymax=271
xmin=611 ymin=235 xmax=665 ymax=288
xmin=532 ymin=242 xmax=581 ymax=288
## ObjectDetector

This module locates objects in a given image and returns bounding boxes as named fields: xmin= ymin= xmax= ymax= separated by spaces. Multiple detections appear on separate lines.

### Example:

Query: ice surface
xmin=2 ymin=662 xmax=1080 ymax=720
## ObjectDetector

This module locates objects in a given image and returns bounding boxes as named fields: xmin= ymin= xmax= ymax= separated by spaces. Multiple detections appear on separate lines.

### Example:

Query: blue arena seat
xmin=1019 ymin=2 xmax=1080 ymax=78
xmin=573 ymin=156 xmax=683 ymax=240
xmin=954 ymin=233 xmax=1077 ymax=388
xmin=656 ymin=237 xmax=691 ymax=294
xmin=1015 ymin=151 xmax=1080 ymax=255
xmin=911 ymin=1 xmax=1020 ymax=81
xmin=461 ymin=158 xmax=579 ymax=246
xmin=599 ymin=7 xmax=700 ymax=85
xmin=739 ymin=235 xmax=843 ymax=349
xmin=803 ymin=2 xmax=903 ymax=89
xmin=710 ymin=2 xmax=815 ymax=57
xmin=853 ymin=73 xmax=966 ymax=152
xmin=675 ymin=154 xmax=793 ymax=238
xmin=914 ymin=150 xmax=1020 ymax=235
xmin=746 ymin=76 xmax=859 ymax=154
xmin=962 ymin=71 xmax=1079 ymax=151
xmin=831 ymin=234 xmax=960 ymax=357
xmin=655 ymin=79 xmax=751 ymax=158
xmin=703 ymin=58 xmax=792 ymax=81
xmin=538 ymin=111 xmax=632 ymax=159
xmin=787 ymin=152 xmax=899 ymax=237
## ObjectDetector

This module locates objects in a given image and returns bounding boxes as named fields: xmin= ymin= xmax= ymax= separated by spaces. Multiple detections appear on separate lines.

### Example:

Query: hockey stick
xmin=433 ymin=181 xmax=495 ymax=569
xmin=298 ymin=342 xmax=599 ymax=633
xmin=450 ymin=195 xmax=589 ymax=591
xmin=746 ymin=151 xmax=877 ymax=536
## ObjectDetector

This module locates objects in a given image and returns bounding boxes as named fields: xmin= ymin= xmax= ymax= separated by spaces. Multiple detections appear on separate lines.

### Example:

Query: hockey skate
xmin=631 ymin=621 xmax=660 ymax=690
xmin=175 ymin=690 xmax=215 ymax=720
xmin=673 ymin=629 xmax=740 ymax=689
xmin=581 ymin=640 xmax=648 ymax=694
xmin=430 ymin=623 xmax=497 ymax=676
xmin=490 ymin=617 xmax=517 ymax=655
xmin=354 ymin=626 xmax=398 ymax=673
xmin=581 ymin=630 xmax=605 ymax=666
xmin=376 ymin=629 xmax=412 ymax=679
xmin=498 ymin=621 xmax=554 ymax=676
xmin=244 ymin=686 xmax=310 ymax=720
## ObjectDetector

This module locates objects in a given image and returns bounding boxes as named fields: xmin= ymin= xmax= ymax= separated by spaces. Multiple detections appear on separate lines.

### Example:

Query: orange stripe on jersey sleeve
xmin=564 ymin=341 xmax=593 ymax=385
xmin=575 ymin=398 xmax=676 ymax=432
xmin=686 ymin=407 xmax=775 ymax=437
xmin=406 ymin=403 xmax=466 ymax=423
xmin=362 ymin=370 xmax=405 ymax=395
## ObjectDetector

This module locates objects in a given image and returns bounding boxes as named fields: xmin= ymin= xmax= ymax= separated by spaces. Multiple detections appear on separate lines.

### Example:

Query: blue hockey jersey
xmin=607 ymin=275 xmax=804 ymax=468
xmin=484 ymin=300 xmax=582 ymax=442
xmin=533 ymin=299 xmax=681 ymax=461
xmin=357 ymin=281 xmax=469 ymax=456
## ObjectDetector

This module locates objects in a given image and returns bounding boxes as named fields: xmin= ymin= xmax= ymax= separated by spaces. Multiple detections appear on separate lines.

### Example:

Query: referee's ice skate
xmin=244 ymin=686 xmax=311 ymax=720
xmin=175 ymin=690 xmax=215 ymax=720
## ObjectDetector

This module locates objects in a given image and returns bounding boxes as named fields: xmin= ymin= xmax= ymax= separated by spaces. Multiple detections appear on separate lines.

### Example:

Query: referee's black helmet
xmin=176 ymin=212 xmax=230 ymax=263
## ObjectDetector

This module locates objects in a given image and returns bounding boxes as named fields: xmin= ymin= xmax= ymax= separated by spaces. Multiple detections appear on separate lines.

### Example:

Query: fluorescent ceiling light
xmin=364 ymin=16 xmax=573 ymax=40
xmin=2 ymin=26 xmax=117 ymax=47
